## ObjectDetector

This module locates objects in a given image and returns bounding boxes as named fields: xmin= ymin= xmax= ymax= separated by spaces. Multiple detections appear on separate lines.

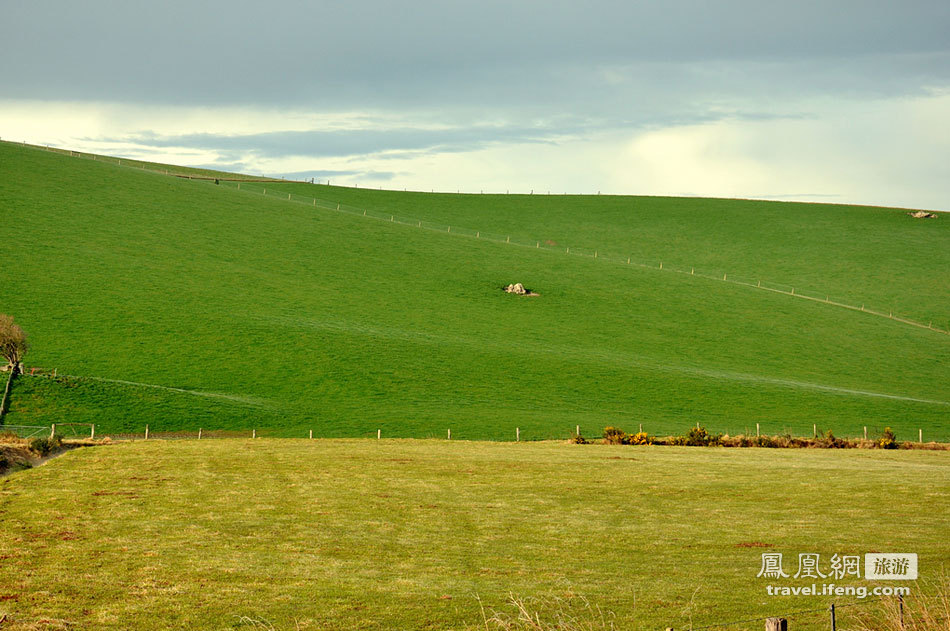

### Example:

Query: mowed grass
xmin=2 ymin=142 xmax=948 ymax=439
xmin=0 ymin=440 xmax=948 ymax=630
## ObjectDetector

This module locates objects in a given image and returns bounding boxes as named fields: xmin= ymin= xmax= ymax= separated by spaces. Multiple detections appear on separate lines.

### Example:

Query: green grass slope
xmin=1 ymin=441 xmax=948 ymax=630
xmin=1 ymin=142 xmax=948 ymax=439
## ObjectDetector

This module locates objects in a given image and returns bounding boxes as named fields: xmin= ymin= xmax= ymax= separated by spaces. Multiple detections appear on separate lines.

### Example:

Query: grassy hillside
xmin=245 ymin=180 xmax=950 ymax=328
xmin=1 ymin=440 xmax=947 ymax=630
xmin=1 ymin=141 xmax=948 ymax=439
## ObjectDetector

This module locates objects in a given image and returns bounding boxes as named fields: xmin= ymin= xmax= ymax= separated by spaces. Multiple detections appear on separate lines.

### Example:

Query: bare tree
xmin=0 ymin=314 xmax=28 ymax=373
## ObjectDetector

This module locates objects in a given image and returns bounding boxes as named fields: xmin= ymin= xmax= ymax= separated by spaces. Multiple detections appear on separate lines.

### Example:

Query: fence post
xmin=919 ymin=429 xmax=923 ymax=443
xmin=757 ymin=423 xmax=760 ymax=437
xmin=864 ymin=426 xmax=868 ymax=440
xmin=447 ymin=429 xmax=451 ymax=440
xmin=899 ymin=594 xmax=905 ymax=629
xmin=198 ymin=428 xmax=202 ymax=440
xmin=830 ymin=603 xmax=836 ymax=631
xmin=576 ymin=425 xmax=580 ymax=436
xmin=145 ymin=424 xmax=149 ymax=440
xmin=377 ymin=429 xmax=381 ymax=440
xmin=91 ymin=424 xmax=95 ymax=440
xmin=51 ymin=423 xmax=56 ymax=438
xmin=765 ymin=618 xmax=787 ymax=631
xmin=309 ymin=429 xmax=313 ymax=439
xmin=516 ymin=427 xmax=520 ymax=442
xmin=813 ymin=424 xmax=817 ymax=438
xmin=252 ymin=429 xmax=256 ymax=439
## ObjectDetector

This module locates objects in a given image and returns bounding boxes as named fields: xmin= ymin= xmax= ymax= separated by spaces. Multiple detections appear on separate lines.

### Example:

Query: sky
xmin=2 ymin=0 xmax=949 ymax=210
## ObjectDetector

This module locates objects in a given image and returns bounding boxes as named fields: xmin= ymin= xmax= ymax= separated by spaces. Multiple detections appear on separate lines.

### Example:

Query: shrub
xmin=878 ymin=427 xmax=900 ymax=450
xmin=681 ymin=425 xmax=722 ymax=446
xmin=753 ymin=435 xmax=781 ymax=448
xmin=602 ymin=426 xmax=628 ymax=445
xmin=816 ymin=430 xmax=845 ymax=449
xmin=628 ymin=431 xmax=653 ymax=445
xmin=568 ymin=432 xmax=588 ymax=445
xmin=29 ymin=434 xmax=63 ymax=456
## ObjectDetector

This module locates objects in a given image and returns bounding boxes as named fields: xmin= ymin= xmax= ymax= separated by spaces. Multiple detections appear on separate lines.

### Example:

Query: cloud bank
xmin=2 ymin=1 xmax=948 ymax=209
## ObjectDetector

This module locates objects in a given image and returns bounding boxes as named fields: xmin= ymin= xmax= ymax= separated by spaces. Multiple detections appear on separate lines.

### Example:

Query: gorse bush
xmin=602 ymin=427 xmax=628 ymax=445
xmin=669 ymin=425 xmax=723 ymax=446
xmin=879 ymin=427 xmax=900 ymax=450
xmin=628 ymin=431 xmax=653 ymax=445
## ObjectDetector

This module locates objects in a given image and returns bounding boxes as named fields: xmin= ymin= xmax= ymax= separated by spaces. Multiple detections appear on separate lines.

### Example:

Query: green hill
xmin=1 ymin=141 xmax=947 ymax=439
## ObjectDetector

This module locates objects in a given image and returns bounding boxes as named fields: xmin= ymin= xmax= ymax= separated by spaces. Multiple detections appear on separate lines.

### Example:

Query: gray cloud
xmin=89 ymin=124 xmax=580 ymax=160
xmin=3 ymin=1 xmax=948 ymax=109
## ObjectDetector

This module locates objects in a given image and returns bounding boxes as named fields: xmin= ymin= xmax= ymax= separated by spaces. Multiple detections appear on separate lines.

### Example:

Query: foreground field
xmin=1 ymin=440 xmax=947 ymax=630
xmin=2 ymin=142 xmax=949 ymax=439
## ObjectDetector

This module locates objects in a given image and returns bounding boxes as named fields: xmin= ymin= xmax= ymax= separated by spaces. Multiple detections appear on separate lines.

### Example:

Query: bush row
xmin=590 ymin=426 xmax=933 ymax=449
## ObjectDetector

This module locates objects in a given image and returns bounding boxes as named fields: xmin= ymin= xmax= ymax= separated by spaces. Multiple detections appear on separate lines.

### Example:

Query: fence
xmin=669 ymin=594 xmax=926 ymax=631
xmin=18 ymin=140 xmax=949 ymax=338
xmin=36 ymin=423 xmax=948 ymax=445
xmin=214 ymin=180 xmax=949 ymax=339
xmin=1 ymin=425 xmax=52 ymax=439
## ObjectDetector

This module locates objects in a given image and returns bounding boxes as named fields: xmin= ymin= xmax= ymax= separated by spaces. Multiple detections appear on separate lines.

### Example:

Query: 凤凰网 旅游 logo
xmin=865 ymin=553 xmax=918 ymax=580
xmin=757 ymin=552 xmax=917 ymax=580
xmin=757 ymin=553 xmax=917 ymax=597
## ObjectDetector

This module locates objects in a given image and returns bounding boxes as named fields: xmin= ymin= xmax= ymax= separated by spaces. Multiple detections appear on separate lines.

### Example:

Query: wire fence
xmin=682 ymin=597 xmax=884 ymax=631
xmin=14 ymin=140 xmax=950 ymax=338
xmin=0 ymin=425 xmax=52 ymax=439
xmin=211 ymin=178 xmax=949 ymax=339
xmin=6 ymin=421 xmax=946 ymax=444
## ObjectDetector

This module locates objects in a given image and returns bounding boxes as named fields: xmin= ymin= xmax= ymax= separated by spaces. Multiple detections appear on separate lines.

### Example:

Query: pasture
xmin=1 ymin=140 xmax=948 ymax=440
xmin=1 ymin=439 xmax=948 ymax=630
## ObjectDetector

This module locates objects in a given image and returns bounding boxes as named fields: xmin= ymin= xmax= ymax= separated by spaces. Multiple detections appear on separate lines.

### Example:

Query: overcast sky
xmin=2 ymin=0 xmax=948 ymax=209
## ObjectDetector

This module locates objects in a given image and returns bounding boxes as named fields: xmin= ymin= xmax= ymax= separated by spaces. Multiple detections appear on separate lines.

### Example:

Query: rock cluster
xmin=504 ymin=283 xmax=528 ymax=295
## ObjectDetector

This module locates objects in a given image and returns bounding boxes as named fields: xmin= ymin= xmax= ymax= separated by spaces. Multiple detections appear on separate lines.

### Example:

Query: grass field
xmin=1 ymin=141 xmax=948 ymax=440
xmin=0 ymin=440 xmax=947 ymax=630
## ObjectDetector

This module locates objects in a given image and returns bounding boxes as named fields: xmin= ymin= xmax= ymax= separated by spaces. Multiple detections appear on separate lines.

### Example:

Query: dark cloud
xmin=2 ymin=1 xmax=948 ymax=109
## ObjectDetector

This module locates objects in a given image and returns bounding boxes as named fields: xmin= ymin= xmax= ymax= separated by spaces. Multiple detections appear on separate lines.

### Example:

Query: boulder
xmin=504 ymin=283 xmax=528 ymax=295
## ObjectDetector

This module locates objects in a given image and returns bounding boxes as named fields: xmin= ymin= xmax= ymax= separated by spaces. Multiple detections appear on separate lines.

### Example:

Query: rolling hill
xmin=1 ymin=141 xmax=947 ymax=439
